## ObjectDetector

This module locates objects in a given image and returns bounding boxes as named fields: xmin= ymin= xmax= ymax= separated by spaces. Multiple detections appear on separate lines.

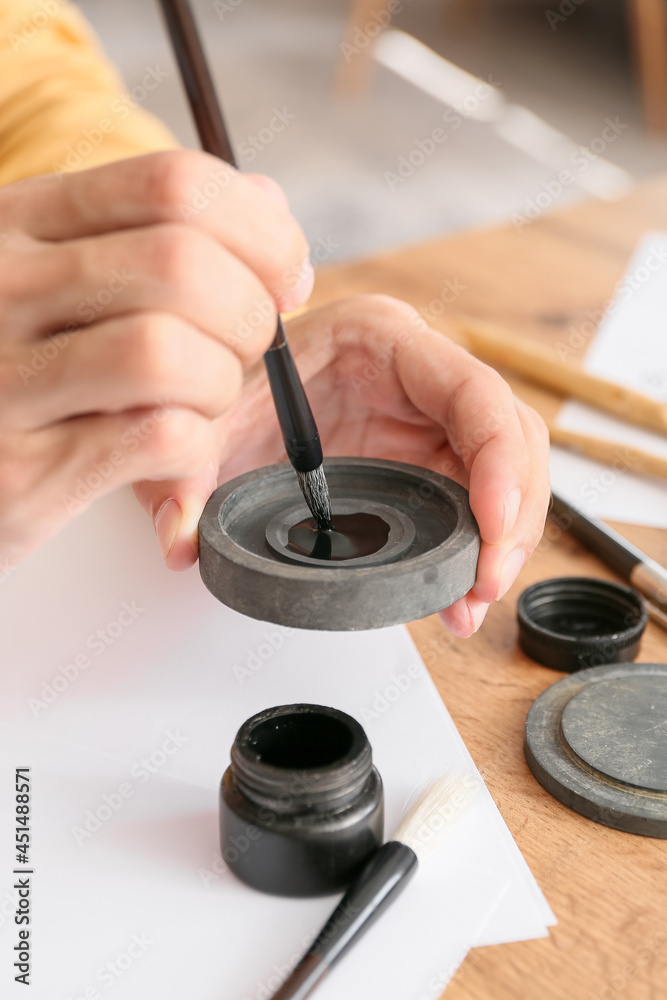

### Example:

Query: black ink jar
xmin=219 ymin=704 xmax=384 ymax=896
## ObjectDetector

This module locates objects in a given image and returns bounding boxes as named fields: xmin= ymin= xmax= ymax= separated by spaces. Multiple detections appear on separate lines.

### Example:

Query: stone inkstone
xmin=219 ymin=704 xmax=384 ymax=896
xmin=524 ymin=662 xmax=667 ymax=837
xmin=198 ymin=457 xmax=480 ymax=630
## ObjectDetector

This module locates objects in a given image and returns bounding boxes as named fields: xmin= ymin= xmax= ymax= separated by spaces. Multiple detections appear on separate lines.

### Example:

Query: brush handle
xmin=159 ymin=0 xmax=237 ymax=166
xmin=457 ymin=316 xmax=667 ymax=435
xmin=550 ymin=491 xmax=667 ymax=630
xmin=264 ymin=318 xmax=324 ymax=472
xmin=547 ymin=424 xmax=667 ymax=482
xmin=270 ymin=842 xmax=418 ymax=1000
xmin=158 ymin=0 xmax=323 ymax=470
xmin=550 ymin=491 xmax=644 ymax=579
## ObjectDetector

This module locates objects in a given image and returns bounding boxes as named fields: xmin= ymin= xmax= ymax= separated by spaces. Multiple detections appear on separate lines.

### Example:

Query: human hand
xmin=136 ymin=295 xmax=550 ymax=637
xmin=0 ymin=150 xmax=312 ymax=569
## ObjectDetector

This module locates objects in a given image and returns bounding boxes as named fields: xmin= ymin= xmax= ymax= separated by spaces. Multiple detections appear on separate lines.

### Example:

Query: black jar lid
xmin=517 ymin=576 xmax=648 ymax=672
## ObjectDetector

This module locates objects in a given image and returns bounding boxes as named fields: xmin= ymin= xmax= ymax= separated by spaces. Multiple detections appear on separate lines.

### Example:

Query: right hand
xmin=0 ymin=150 xmax=313 ymax=571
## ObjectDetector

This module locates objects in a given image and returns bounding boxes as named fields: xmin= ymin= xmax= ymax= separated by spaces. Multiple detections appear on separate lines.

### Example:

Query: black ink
xmin=287 ymin=512 xmax=391 ymax=561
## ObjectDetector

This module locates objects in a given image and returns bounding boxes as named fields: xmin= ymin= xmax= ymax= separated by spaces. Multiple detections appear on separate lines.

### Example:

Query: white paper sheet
xmin=552 ymin=232 xmax=667 ymax=527
xmin=0 ymin=488 xmax=554 ymax=999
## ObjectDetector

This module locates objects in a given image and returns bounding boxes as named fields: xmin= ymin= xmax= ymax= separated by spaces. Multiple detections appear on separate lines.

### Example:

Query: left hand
xmin=134 ymin=295 xmax=551 ymax=637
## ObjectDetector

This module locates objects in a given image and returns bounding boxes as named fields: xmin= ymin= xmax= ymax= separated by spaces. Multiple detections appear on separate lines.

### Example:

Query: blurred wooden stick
xmin=547 ymin=424 xmax=667 ymax=481
xmin=455 ymin=316 xmax=667 ymax=436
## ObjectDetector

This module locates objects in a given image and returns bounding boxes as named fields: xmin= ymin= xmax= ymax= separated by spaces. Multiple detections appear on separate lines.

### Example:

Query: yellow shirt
xmin=0 ymin=0 xmax=177 ymax=186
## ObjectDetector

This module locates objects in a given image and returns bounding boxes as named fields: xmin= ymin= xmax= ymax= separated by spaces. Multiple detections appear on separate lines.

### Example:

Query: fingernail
xmin=470 ymin=602 xmax=490 ymax=632
xmin=497 ymin=548 xmax=525 ymax=601
xmin=204 ymin=458 xmax=218 ymax=495
xmin=154 ymin=498 xmax=182 ymax=562
xmin=440 ymin=598 xmax=488 ymax=637
xmin=246 ymin=173 xmax=289 ymax=208
xmin=291 ymin=257 xmax=314 ymax=307
xmin=503 ymin=487 xmax=522 ymax=538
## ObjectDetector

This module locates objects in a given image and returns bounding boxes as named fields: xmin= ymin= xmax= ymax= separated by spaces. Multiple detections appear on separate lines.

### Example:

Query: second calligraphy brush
xmin=158 ymin=0 xmax=333 ymax=528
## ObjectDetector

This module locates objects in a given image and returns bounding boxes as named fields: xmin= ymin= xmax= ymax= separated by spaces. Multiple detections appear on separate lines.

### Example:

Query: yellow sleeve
xmin=0 ymin=1 xmax=179 ymax=186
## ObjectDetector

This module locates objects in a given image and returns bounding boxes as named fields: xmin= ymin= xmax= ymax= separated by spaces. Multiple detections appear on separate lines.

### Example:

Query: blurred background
xmin=79 ymin=0 xmax=667 ymax=261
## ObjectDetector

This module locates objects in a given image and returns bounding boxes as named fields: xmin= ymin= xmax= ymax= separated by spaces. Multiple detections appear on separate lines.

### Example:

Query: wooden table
xmin=309 ymin=178 xmax=667 ymax=1000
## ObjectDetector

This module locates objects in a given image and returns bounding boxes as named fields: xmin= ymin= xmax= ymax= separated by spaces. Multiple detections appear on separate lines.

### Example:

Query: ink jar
xmin=219 ymin=703 xmax=384 ymax=896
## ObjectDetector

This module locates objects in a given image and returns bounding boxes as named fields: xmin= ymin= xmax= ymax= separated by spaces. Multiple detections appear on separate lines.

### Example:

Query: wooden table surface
xmin=309 ymin=178 xmax=667 ymax=1000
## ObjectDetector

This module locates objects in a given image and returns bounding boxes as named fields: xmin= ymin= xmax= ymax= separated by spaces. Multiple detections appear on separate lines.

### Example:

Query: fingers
xmin=0 ymin=152 xmax=314 ymax=569
xmin=395 ymin=328 xmax=532 ymax=538
xmin=470 ymin=397 xmax=550 ymax=603
xmin=9 ymin=223 xmax=282 ymax=362
xmin=440 ymin=397 xmax=550 ymax=637
xmin=1 ymin=406 xmax=217 ymax=564
xmin=132 ymin=458 xmax=221 ymax=571
xmin=0 ymin=151 xmax=312 ymax=313
xmin=5 ymin=313 xmax=245 ymax=429
xmin=280 ymin=295 xmax=550 ymax=638
xmin=46 ymin=405 xmax=217 ymax=489
xmin=246 ymin=173 xmax=290 ymax=209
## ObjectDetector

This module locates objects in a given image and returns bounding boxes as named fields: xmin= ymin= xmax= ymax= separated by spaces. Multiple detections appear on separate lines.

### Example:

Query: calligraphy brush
xmin=550 ymin=491 xmax=667 ymax=631
xmin=158 ymin=0 xmax=333 ymax=528
xmin=269 ymin=772 xmax=480 ymax=1000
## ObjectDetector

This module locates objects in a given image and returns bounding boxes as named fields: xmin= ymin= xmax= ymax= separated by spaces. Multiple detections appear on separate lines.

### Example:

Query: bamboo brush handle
xmin=456 ymin=317 xmax=667 ymax=437
xmin=548 ymin=424 xmax=667 ymax=481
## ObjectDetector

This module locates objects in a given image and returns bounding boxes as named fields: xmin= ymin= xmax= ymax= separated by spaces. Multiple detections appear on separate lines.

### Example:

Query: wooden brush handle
xmin=456 ymin=317 xmax=667 ymax=437
xmin=548 ymin=424 xmax=667 ymax=481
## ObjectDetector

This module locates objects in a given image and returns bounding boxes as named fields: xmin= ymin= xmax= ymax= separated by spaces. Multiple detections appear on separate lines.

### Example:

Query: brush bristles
xmin=297 ymin=466 xmax=334 ymax=529
xmin=392 ymin=771 xmax=480 ymax=862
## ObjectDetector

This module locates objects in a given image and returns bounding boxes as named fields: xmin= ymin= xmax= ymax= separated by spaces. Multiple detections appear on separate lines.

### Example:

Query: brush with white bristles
xmin=270 ymin=771 xmax=480 ymax=1000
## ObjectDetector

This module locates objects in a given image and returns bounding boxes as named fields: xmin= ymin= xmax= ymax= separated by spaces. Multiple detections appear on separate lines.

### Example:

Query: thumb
xmin=133 ymin=460 xmax=219 ymax=571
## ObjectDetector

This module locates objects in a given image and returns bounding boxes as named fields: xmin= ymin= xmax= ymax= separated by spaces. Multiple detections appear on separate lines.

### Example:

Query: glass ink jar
xmin=219 ymin=703 xmax=384 ymax=897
